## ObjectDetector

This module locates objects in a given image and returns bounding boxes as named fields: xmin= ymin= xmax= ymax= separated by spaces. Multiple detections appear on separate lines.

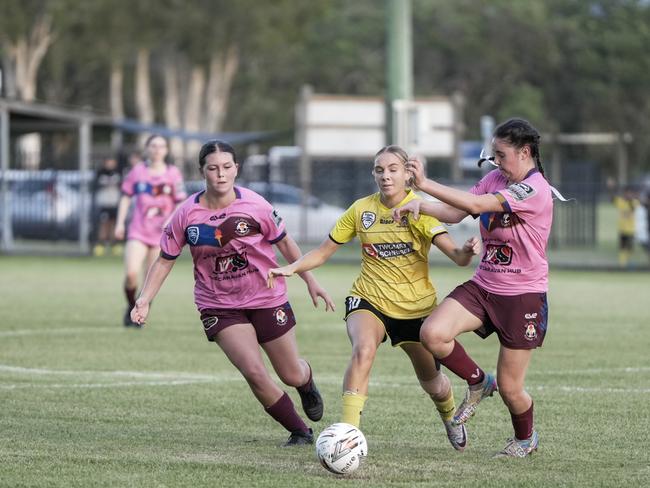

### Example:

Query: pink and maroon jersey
xmin=469 ymin=169 xmax=553 ymax=295
xmin=160 ymin=187 xmax=289 ymax=311
xmin=121 ymin=162 xmax=187 ymax=246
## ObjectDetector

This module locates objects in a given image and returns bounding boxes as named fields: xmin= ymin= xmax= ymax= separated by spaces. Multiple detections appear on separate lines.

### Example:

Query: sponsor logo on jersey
xmin=271 ymin=209 xmax=283 ymax=228
xmin=501 ymin=213 xmax=512 ymax=227
xmin=209 ymin=213 xmax=227 ymax=221
xmin=380 ymin=217 xmax=395 ymax=224
xmin=187 ymin=226 xmax=200 ymax=245
xmin=483 ymin=243 xmax=513 ymax=265
xmin=201 ymin=316 xmax=219 ymax=330
xmin=362 ymin=242 xmax=414 ymax=259
xmin=506 ymin=182 xmax=536 ymax=201
xmin=214 ymin=252 xmax=248 ymax=274
xmin=274 ymin=307 xmax=288 ymax=326
xmin=361 ymin=211 xmax=376 ymax=229
xmin=524 ymin=321 xmax=537 ymax=341
xmin=234 ymin=219 xmax=251 ymax=236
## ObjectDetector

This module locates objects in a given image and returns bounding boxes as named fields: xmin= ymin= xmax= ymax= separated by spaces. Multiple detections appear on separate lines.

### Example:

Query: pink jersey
xmin=469 ymin=169 xmax=553 ymax=295
xmin=160 ymin=187 xmax=289 ymax=311
xmin=121 ymin=162 xmax=187 ymax=246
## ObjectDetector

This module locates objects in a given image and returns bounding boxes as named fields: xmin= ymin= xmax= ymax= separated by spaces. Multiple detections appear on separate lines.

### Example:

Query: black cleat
xmin=123 ymin=307 xmax=141 ymax=328
xmin=298 ymin=380 xmax=324 ymax=421
xmin=284 ymin=428 xmax=313 ymax=447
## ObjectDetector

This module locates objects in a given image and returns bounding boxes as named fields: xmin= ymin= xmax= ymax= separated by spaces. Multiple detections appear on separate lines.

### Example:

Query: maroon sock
xmin=124 ymin=286 xmax=137 ymax=308
xmin=511 ymin=402 xmax=534 ymax=440
xmin=265 ymin=392 xmax=309 ymax=433
xmin=438 ymin=340 xmax=485 ymax=386
xmin=296 ymin=363 xmax=313 ymax=393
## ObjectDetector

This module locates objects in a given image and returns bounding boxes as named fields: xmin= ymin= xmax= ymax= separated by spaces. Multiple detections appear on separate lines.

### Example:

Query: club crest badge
xmin=361 ymin=211 xmax=376 ymax=229
xmin=235 ymin=219 xmax=250 ymax=236
xmin=524 ymin=321 xmax=537 ymax=341
xmin=187 ymin=226 xmax=200 ymax=245
xmin=275 ymin=307 xmax=288 ymax=326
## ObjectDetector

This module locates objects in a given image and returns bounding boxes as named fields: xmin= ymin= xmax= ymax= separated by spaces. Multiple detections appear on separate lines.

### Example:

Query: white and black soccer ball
xmin=315 ymin=423 xmax=367 ymax=475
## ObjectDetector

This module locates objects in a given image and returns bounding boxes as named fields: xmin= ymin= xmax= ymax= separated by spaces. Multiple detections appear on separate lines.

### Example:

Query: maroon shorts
xmin=199 ymin=302 xmax=296 ymax=344
xmin=447 ymin=280 xmax=548 ymax=349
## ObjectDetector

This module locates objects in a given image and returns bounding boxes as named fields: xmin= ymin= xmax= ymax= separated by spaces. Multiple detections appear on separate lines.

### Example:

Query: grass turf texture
xmin=0 ymin=255 xmax=648 ymax=487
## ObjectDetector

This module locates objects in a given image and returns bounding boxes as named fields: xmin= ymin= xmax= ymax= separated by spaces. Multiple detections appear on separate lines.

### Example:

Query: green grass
xmin=0 ymin=255 xmax=649 ymax=487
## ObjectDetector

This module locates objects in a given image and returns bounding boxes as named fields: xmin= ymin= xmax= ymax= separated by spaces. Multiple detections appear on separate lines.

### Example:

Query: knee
xmin=496 ymin=378 xmax=524 ymax=406
xmin=350 ymin=343 xmax=377 ymax=370
xmin=419 ymin=323 xmax=449 ymax=353
xmin=277 ymin=367 xmax=305 ymax=388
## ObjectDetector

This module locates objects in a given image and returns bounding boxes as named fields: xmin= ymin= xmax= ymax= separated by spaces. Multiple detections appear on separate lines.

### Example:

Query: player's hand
xmin=392 ymin=199 xmax=422 ymax=222
xmin=114 ymin=224 xmax=125 ymax=241
xmin=306 ymin=281 xmax=336 ymax=312
xmin=267 ymin=266 xmax=294 ymax=288
xmin=130 ymin=299 xmax=150 ymax=325
xmin=406 ymin=156 xmax=426 ymax=189
xmin=462 ymin=236 xmax=481 ymax=256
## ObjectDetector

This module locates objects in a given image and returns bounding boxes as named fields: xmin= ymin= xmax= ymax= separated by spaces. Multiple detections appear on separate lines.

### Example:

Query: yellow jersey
xmin=613 ymin=196 xmax=639 ymax=235
xmin=329 ymin=190 xmax=447 ymax=319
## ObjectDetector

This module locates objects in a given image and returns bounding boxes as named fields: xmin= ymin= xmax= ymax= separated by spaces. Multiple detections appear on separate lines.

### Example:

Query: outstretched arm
xmin=406 ymin=157 xmax=502 ymax=215
xmin=273 ymin=234 xmax=337 ymax=311
xmin=393 ymin=198 xmax=469 ymax=224
xmin=131 ymin=255 xmax=176 ymax=325
xmin=432 ymin=233 xmax=481 ymax=267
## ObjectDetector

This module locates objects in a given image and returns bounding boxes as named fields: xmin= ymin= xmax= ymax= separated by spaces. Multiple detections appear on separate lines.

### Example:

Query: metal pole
xmin=78 ymin=117 xmax=91 ymax=254
xmin=0 ymin=102 xmax=12 ymax=252
xmin=386 ymin=0 xmax=412 ymax=145
xmin=295 ymin=85 xmax=312 ymax=243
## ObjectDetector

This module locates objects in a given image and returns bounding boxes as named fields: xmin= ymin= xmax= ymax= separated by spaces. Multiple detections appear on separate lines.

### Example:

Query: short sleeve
xmin=495 ymin=176 xmax=548 ymax=218
xmin=329 ymin=204 xmax=357 ymax=244
xmin=412 ymin=214 xmax=447 ymax=241
xmin=256 ymin=200 xmax=287 ymax=243
xmin=121 ymin=165 xmax=138 ymax=196
xmin=160 ymin=206 xmax=187 ymax=259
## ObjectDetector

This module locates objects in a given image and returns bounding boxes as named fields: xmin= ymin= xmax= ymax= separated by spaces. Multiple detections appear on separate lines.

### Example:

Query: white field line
xmin=0 ymin=364 xmax=649 ymax=393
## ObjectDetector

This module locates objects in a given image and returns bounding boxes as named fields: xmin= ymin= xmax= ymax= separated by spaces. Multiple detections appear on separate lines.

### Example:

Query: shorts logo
xmin=506 ymin=182 xmax=536 ymax=201
xmin=234 ymin=219 xmax=250 ymax=236
xmin=274 ymin=307 xmax=288 ymax=326
xmin=202 ymin=316 xmax=218 ymax=330
xmin=524 ymin=321 xmax=537 ymax=341
xmin=187 ymin=226 xmax=200 ymax=245
xmin=361 ymin=211 xmax=376 ymax=229
xmin=483 ymin=244 xmax=513 ymax=265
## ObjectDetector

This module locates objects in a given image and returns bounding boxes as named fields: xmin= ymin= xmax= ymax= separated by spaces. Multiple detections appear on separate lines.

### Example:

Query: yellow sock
xmin=433 ymin=390 xmax=456 ymax=422
xmin=341 ymin=392 xmax=368 ymax=428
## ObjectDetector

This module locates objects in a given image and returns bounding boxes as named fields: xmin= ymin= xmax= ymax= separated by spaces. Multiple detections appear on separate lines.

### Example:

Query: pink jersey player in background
xmin=114 ymin=134 xmax=186 ymax=327
xmin=394 ymin=118 xmax=553 ymax=458
xmin=130 ymin=139 xmax=335 ymax=447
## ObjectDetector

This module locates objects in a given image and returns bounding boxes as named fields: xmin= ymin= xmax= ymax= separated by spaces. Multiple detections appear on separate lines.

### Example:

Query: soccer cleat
xmin=283 ymin=428 xmax=314 ymax=447
xmin=494 ymin=430 xmax=539 ymax=458
xmin=297 ymin=379 xmax=324 ymax=421
xmin=123 ymin=307 xmax=141 ymax=328
xmin=443 ymin=419 xmax=467 ymax=451
xmin=452 ymin=372 xmax=498 ymax=426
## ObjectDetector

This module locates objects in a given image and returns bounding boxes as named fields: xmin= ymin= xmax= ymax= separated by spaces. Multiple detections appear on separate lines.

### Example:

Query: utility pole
xmin=386 ymin=0 xmax=412 ymax=145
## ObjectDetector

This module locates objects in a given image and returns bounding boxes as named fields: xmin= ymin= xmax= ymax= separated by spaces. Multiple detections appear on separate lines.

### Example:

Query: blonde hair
xmin=373 ymin=145 xmax=413 ymax=187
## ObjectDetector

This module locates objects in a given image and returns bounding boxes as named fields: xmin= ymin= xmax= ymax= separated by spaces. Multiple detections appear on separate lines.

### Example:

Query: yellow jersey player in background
xmin=613 ymin=186 xmax=640 ymax=267
xmin=268 ymin=145 xmax=480 ymax=451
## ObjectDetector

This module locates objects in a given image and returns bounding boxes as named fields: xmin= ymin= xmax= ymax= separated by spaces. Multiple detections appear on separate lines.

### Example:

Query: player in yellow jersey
xmin=613 ymin=186 xmax=640 ymax=267
xmin=267 ymin=145 xmax=480 ymax=451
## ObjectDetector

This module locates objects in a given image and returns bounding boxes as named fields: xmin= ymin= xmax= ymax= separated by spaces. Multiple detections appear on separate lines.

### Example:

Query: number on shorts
xmin=346 ymin=296 xmax=362 ymax=311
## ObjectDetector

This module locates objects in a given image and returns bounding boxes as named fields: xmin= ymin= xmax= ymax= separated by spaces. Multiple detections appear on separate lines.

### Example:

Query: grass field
xmin=1 ymin=255 xmax=649 ymax=487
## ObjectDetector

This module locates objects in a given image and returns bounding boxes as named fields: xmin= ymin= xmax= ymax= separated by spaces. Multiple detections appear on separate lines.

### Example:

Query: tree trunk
xmin=162 ymin=58 xmax=185 ymax=168
xmin=184 ymin=65 xmax=205 ymax=165
xmin=204 ymin=44 xmax=240 ymax=132
xmin=135 ymin=47 xmax=154 ymax=148
xmin=109 ymin=61 xmax=124 ymax=120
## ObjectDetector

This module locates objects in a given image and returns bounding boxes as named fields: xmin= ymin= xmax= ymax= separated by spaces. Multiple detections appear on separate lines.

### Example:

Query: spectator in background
xmin=613 ymin=186 xmax=639 ymax=267
xmin=93 ymin=157 xmax=122 ymax=256
xmin=115 ymin=135 xmax=186 ymax=327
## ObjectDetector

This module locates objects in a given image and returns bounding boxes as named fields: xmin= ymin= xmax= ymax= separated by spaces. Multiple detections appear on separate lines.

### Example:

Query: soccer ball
xmin=315 ymin=423 xmax=367 ymax=475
